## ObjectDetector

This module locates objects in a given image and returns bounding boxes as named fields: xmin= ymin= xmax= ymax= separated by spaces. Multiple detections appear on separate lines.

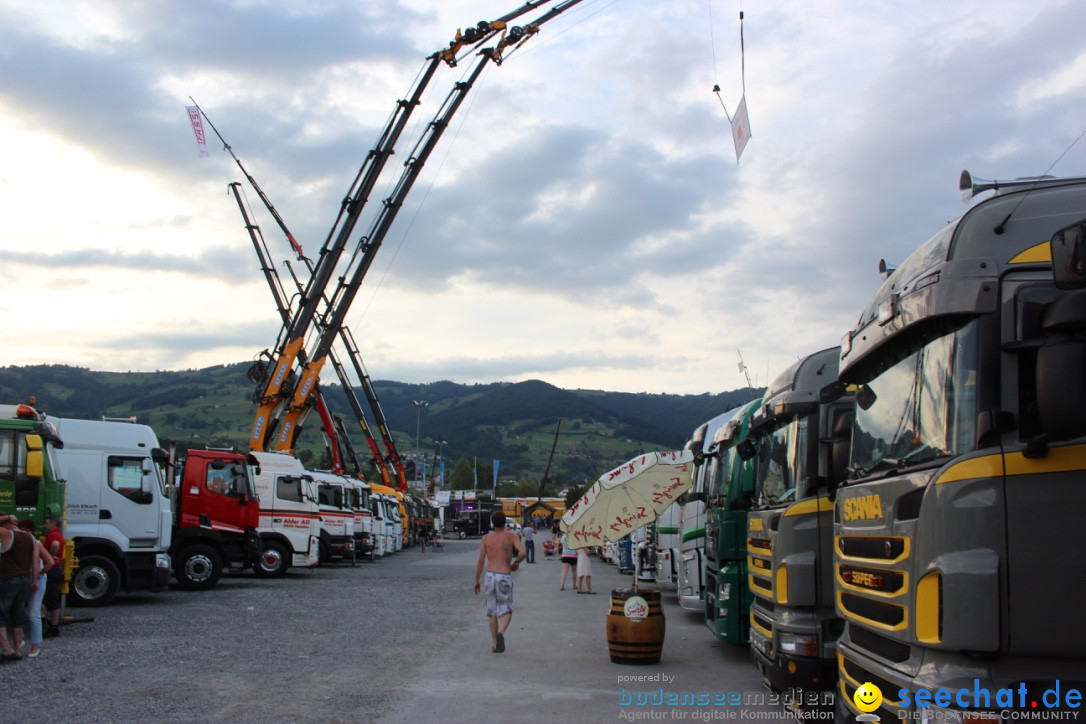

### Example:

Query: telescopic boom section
xmin=248 ymin=0 xmax=580 ymax=452
xmin=230 ymin=181 xmax=394 ymax=482
xmin=229 ymin=181 xmax=351 ymax=472
xmin=273 ymin=53 xmax=493 ymax=455
xmin=264 ymin=0 xmax=585 ymax=455
xmin=337 ymin=326 xmax=408 ymax=491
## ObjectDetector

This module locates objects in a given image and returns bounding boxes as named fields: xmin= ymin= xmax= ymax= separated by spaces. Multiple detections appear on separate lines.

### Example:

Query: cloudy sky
xmin=2 ymin=0 xmax=1084 ymax=395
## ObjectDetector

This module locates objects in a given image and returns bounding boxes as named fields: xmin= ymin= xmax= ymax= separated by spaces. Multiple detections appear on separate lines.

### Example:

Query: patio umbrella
xmin=560 ymin=449 xmax=695 ymax=554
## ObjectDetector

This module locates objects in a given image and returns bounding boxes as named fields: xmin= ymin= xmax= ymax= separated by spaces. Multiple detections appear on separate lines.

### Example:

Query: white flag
xmin=730 ymin=95 xmax=751 ymax=162
xmin=186 ymin=106 xmax=210 ymax=158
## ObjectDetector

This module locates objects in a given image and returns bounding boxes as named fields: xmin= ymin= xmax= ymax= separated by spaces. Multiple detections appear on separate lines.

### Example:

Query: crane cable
xmin=349 ymin=1 xmax=609 ymax=329
xmin=709 ymin=0 xmax=751 ymax=163
xmin=710 ymin=1 xmax=745 ymax=122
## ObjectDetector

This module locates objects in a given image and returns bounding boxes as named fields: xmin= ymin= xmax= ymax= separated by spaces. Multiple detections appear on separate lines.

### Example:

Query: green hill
xmin=0 ymin=364 xmax=762 ymax=489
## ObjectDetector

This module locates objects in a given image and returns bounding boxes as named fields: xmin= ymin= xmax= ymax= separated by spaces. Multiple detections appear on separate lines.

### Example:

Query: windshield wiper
xmin=852 ymin=444 xmax=951 ymax=480
xmin=892 ymin=443 xmax=951 ymax=468
xmin=851 ymin=458 xmax=902 ymax=479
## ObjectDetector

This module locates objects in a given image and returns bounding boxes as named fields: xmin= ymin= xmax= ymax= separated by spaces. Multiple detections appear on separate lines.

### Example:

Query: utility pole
xmin=412 ymin=400 xmax=428 ymax=485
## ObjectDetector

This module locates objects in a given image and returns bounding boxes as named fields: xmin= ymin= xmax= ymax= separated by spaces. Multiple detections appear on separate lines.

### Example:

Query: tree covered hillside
xmin=0 ymin=364 xmax=762 ymax=489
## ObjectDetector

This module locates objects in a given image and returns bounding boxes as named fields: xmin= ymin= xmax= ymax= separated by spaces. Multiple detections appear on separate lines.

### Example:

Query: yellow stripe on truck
xmin=935 ymin=443 xmax=1086 ymax=485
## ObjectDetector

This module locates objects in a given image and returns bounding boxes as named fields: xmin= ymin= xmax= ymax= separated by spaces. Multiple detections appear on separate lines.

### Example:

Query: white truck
xmin=249 ymin=451 xmax=320 ymax=576
xmin=309 ymin=469 xmax=358 ymax=564
xmin=653 ymin=500 xmax=682 ymax=590
xmin=677 ymin=410 xmax=737 ymax=611
xmin=345 ymin=477 xmax=375 ymax=562
xmin=49 ymin=417 xmax=172 ymax=606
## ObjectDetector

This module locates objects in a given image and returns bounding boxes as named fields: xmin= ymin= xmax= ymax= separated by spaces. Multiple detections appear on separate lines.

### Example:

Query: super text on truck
xmin=832 ymin=171 xmax=1086 ymax=721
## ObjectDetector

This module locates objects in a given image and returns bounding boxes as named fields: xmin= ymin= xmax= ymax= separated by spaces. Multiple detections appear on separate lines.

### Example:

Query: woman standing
xmin=559 ymin=533 xmax=578 ymax=591
xmin=17 ymin=520 xmax=54 ymax=658
xmin=576 ymin=546 xmax=595 ymax=594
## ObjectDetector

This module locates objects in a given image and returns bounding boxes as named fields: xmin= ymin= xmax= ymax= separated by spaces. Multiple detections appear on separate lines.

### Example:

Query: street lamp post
xmin=412 ymin=400 xmax=428 ymax=485
xmin=435 ymin=437 xmax=447 ymax=490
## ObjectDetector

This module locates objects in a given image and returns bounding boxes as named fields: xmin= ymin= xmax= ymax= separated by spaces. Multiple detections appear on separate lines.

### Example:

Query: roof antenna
xmin=993 ymin=125 xmax=1086 ymax=235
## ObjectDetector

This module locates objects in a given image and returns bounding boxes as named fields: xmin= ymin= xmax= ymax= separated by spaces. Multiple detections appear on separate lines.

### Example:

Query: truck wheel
xmin=70 ymin=555 xmax=121 ymax=607
xmin=253 ymin=540 xmax=290 ymax=578
xmin=174 ymin=544 xmax=223 ymax=591
xmin=458 ymin=530 xmax=466 ymax=539
xmin=319 ymin=539 xmax=331 ymax=565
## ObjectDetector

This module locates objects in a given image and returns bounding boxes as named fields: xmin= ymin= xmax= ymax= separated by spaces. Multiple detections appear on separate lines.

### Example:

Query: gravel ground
xmin=2 ymin=537 xmax=796 ymax=723
xmin=1 ymin=542 xmax=476 ymax=723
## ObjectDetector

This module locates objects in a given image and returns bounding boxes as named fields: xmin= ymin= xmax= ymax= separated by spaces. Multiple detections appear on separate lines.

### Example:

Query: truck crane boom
xmin=261 ymin=0 xmax=586 ymax=456
xmin=248 ymin=0 xmax=583 ymax=453
xmin=227 ymin=181 xmax=394 ymax=483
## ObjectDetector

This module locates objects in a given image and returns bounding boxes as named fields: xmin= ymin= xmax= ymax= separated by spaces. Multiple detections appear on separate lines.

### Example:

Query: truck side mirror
xmin=1035 ymin=289 xmax=1086 ymax=442
xmin=824 ymin=408 xmax=854 ymax=501
xmin=736 ymin=439 xmax=756 ymax=461
xmin=25 ymin=450 xmax=43 ymax=479
xmin=24 ymin=434 xmax=43 ymax=479
xmin=1051 ymin=219 xmax=1086 ymax=290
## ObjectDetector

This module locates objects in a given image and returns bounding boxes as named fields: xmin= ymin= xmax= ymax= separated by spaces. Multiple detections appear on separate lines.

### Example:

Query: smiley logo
xmin=853 ymin=681 xmax=882 ymax=713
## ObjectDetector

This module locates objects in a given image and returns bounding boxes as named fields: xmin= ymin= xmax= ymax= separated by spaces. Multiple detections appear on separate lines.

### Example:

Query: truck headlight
xmin=155 ymin=553 xmax=172 ymax=569
xmin=778 ymin=633 xmax=817 ymax=657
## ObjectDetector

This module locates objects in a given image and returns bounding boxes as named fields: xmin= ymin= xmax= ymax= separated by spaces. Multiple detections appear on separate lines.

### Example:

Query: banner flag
xmin=730 ymin=95 xmax=751 ymax=162
xmin=185 ymin=106 xmax=210 ymax=158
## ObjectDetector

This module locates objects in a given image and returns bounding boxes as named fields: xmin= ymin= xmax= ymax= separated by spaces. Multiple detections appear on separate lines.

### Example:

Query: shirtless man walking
xmin=473 ymin=510 xmax=526 ymax=653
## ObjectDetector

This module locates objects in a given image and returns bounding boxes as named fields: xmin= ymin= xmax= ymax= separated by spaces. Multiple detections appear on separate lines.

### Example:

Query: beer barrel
xmin=606 ymin=588 xmax=665 ymax=664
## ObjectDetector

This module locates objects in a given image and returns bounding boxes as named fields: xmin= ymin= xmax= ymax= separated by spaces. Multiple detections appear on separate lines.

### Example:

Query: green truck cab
xmin=703 ymin=398 xmax=760 ymax=644
xmin=0 ymin=402 xmax=65 ymax=529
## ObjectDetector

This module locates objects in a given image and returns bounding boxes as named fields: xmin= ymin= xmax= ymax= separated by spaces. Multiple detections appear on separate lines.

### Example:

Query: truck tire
xmin=70 ymin=555 xmax=121 ymax=607
xmin=458 ymin=530 xmax=466 ymax=539
xmin=253 ymin=540 xmax=290 ymax=578
xmin=319 ymin=539 xmax=331 ymax=565
xmin=174 ymin=544 xmax=223 ymax=591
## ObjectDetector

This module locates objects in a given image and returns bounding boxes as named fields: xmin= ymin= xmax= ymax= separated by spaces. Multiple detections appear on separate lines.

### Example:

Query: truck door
xmin=198 ymin=462 xmax=250 ymax=532
xmin=103 ymin=455 xmax=162 ymax=548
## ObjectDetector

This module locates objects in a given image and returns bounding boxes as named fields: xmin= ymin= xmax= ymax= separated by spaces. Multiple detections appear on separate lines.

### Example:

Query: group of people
xmin=0 ymin=514 xmax=65 ymax=662
xmin=558 ymin=533 xmax=595 ymax=594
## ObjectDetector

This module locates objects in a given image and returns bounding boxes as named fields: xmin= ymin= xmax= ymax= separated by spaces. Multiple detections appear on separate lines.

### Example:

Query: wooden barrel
xmin=606 ymin=588 xmax=666 ymax=664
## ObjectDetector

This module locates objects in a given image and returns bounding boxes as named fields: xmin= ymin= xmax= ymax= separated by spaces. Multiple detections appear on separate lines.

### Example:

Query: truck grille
xmin=835 ymin=535 xmax=910 ymax=633
xmin=747 ymin=535 xmax=773 ymax=597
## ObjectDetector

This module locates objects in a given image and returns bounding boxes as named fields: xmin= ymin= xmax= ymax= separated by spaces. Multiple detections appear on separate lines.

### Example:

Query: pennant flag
xmin=730 ymin=95 xmax=751 ymax=162
xmin=185 ymin=106 xmax=210 ymax=158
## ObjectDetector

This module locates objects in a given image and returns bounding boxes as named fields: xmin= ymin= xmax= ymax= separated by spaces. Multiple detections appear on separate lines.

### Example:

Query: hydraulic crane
xmin=247 ymin=0 xmax=587 ymax=459
xmin=227 ymin=179 xmax=395 ymax=484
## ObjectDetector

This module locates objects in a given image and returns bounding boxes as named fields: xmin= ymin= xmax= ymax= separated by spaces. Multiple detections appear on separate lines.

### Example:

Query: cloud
xmin=5 ymin=244 xmax=255 ymax=281
xmin=2 ymin=0 xmax=1086 ymax=394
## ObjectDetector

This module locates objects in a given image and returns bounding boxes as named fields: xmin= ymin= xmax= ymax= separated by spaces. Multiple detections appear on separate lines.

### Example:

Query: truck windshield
xmin=850 ymin=320 xmax=979 ymax=477
xmin=753 ymin=417 xmax=808 ymax=506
